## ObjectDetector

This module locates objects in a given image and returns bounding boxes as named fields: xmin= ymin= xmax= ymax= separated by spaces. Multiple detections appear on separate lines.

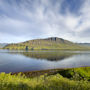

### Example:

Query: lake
xmin=0 ymin=50 xmax=90 ymax=73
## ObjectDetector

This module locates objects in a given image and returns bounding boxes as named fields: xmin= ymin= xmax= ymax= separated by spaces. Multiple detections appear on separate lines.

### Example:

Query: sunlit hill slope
xmin=4 ymin=37 xmax=89 ymax=50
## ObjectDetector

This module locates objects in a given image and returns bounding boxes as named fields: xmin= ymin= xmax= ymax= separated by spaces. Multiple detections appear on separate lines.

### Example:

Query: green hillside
xmin=4 ymin=37 xmax=90 ymax=50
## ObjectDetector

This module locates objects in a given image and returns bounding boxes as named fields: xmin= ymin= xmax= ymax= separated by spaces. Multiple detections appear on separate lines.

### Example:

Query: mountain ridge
xmin=4 ymin=37 xmax=89 ymax=50
xmin=77 ymin=43 xmax=90 ymax=47
xmin=0 ymin=43 xmax=7 ymax=48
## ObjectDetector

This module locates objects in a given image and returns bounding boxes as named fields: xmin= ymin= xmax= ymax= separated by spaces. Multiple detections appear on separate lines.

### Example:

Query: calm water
xmin=0 ymin=50 xmax=90 ymax=73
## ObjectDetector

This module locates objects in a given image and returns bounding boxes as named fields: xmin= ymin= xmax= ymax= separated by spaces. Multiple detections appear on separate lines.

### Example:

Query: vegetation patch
xmin=0 ymin=67 xmax=90 ymax=90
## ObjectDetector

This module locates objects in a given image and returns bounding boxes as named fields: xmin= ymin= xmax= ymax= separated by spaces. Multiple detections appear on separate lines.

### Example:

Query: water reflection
xmin=0 ymin=50 xmax=90 ymax=73
xmin=8 ymin=51 xmax=76 ymax=61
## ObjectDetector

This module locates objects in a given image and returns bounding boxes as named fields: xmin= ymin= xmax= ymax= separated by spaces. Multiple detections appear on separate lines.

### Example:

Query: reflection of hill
xmin=14 ymin=51 xmax=76 ymax=61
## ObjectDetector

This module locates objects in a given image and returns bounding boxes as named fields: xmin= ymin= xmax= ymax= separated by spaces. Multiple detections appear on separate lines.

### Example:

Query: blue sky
xmin=0 ymin=0 xmax=90 ymax=43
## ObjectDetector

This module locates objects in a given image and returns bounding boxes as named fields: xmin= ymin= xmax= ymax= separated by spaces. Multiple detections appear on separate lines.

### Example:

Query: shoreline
xmin=11 ymin=66 xmax=90 ymax=77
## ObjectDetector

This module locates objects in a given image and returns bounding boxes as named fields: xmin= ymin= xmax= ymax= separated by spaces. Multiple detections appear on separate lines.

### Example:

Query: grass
xmin=57 ymin=67 xmax=90 ymax=81
xmin=0 ymin=67 xmax=90 ymax=90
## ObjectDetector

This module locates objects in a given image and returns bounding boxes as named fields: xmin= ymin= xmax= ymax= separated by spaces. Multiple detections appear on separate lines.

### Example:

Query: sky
xmin=0 ymin=0 xmax=90 ymax=43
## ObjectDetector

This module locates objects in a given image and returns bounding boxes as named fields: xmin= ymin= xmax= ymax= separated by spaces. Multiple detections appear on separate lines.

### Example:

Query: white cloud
xmin=0 ymin=0 xmax=90 ymax=43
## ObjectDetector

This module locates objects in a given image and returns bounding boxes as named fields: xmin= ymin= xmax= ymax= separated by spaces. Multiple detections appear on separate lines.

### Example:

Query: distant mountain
xmin=77 ymin=43 xmax=90 ymax=47
xmin=4 ymin=37 xmax=89 ymax=50
xmin=0 ymin=43 xmax=7 ymax=48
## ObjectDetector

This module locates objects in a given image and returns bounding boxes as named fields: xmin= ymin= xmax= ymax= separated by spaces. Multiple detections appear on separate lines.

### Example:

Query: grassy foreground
xmin=0 ymin=67 xmax=90 ymax=90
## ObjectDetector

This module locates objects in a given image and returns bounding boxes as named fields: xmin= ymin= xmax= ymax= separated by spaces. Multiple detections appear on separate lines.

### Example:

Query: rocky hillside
xmin=4 ymin=37 xmax=88 ymax=50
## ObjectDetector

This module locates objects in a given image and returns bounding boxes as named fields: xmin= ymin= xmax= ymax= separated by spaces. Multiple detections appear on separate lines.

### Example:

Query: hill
xmin=3 ymin=37 xmax=89 ymax=50
xmin=78 ymin=43 xmax=90 ymax=47
xmin=0 ymin=43 xmax=7 ymax=48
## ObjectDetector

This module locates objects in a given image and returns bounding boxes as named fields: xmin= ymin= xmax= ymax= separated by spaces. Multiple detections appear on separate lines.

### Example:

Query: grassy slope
xmin=0 ymin=67 xmax=90 ymax=90
xmin=4 ymin=37 xmax=90 ymax=50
